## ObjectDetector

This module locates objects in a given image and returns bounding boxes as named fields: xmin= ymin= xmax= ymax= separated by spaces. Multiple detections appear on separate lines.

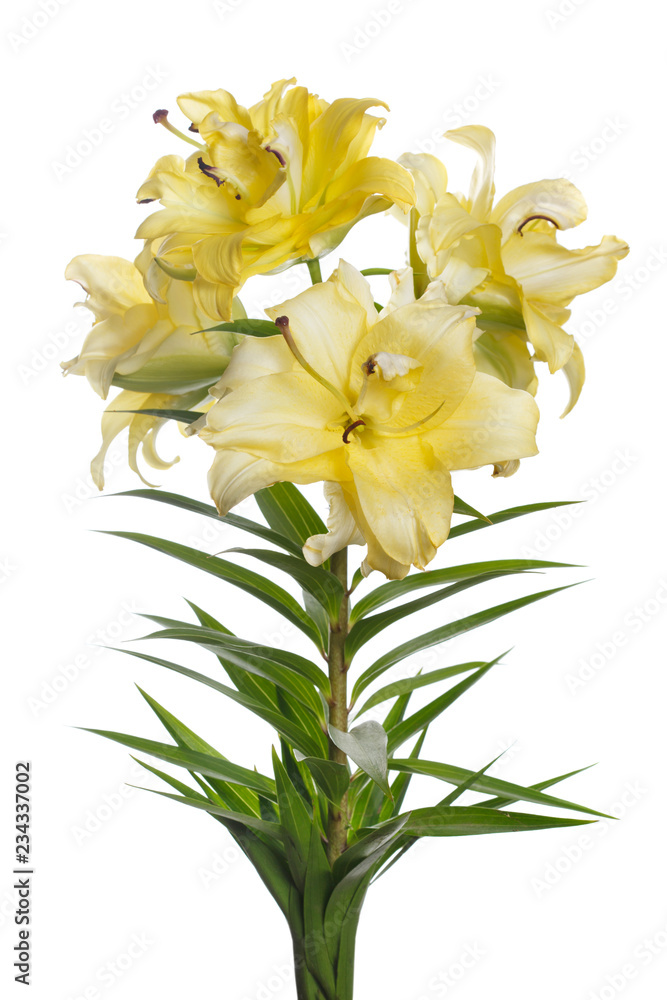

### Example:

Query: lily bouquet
xmin=63 ymin=79 xmax=627 ymax=999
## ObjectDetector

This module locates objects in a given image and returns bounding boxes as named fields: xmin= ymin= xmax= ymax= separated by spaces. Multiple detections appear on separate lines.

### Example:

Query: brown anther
xmin=266 ymin=145 xmax=286 ymax=167
xmin=342 ymin=420 xmax=366 ymax=443
xmin=152 ymin=109 xmax=169 ymax=124
xmin=188 ymin=123 xmax=199 ymax=133
xmin=138 ymin=198 xmax=156 ymax=204
xmin=274 ymin=316 xmax=290 ymax=332
xmin=517 ymin=214 xmax=561 ymax=236
xmin=198 ymin=157 xmax=224 ymax=186
xmin=362 ymin=356 xmax=377 ymax=376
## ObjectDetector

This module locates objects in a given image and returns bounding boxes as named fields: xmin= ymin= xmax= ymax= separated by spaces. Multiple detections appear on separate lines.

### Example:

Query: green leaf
xmin=100 ymin=531 xmax=323 ymax=649
xmin=352 ymin=584 xmax=580 ymax=702
xmin=353 ymin=661 xmax=485 ymax=716
xmin=226 ymin=547 xmax=343 ymax=622
xmin=452 ymin=495 xmax=492 ymax=522
xmin=477 ymin=765 xmax=596 ymax=810
xmin=299 ymin=758 xmax=350 ymax=807
xmin=116 ymin=648 xmax=326 ymax=759
xmin=255 ymin=482 xmax=327 ymax=549
xmin=137 ymin=622 xmax=325 ymax=719
xmin=131 ymin=756 xmax=212 ymax=804
xmin=198 ymin=318 xmax=279 ymax=337
xmin=389 ymin=760 xmax=608 ymax=817
xmin=114 ymin=489 xmax=303 ymax=556
xmin=133 ymin=785 xmax=283 ymax=839
xmin=272 ymin=749 xmax=313 ymax=893
xmin=134 ymin=686 xmax=259 ymax=816
xmin=402 ymin=805 xmax=594 ymax=837
xmin=117 ymin=408 xmax=205 ymax=424
xmin=378 ymin=728 xmax=429 ymax=823
xmin=81 ymin=728 xmax=276 ymax=798
xmin=349 ymin=559 xmax=574 ymax=623
xmin=329 ymin=722 xmax=390 ymax=796
xmin=182 ymin=604 xmax=330 ymax=693
xmin=302 ymin=825 xmax=337 ymax=996
xmin=346 ymin=570 xmax=532 ymax=661
xmin=386 ymin=657 xmax=503 ymax=754
xmin=448 ymin=501 xmax=580 ymax=540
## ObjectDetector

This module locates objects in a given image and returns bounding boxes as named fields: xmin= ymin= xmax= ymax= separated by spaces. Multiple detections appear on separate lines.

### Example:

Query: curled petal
xmin=490 ymin=179 xmax=588 ymax=242
xmin=444 ymin=125 xmax=496 ymax=219
xmin=561 ymin=340 xmax=585 ymax=417
xmin=303 ymin=483 xmax=365 ymax=566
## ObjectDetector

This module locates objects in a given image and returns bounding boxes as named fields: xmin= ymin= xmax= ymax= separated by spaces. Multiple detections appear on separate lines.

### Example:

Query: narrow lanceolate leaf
xmin=118 ymin=408 xmax=204 ymax=424
xmin=452 ymin=495 xmax=492 ymax=522
xmin=388 ymin=761 xmax=608 ymax=817
xmin=100 ymin=531 xmax=322 ymax=648
xmin=349 ymin=560 xmax=575 ymax=623
xmin=134 ymin=686 xmax=259 ymax=816
xmin=386 ymin=657 xmax=503 ymax=754
xmin=136 ymin=624 xmax=325 ymax=719
xmin=255 ymin=482 xmax=327 ymax=549
xmin=329 ymin=722 xmax=390 ymax=796
xmin=114 ymin=649 xmax=327 ymax=759
xmin=131 ymin=756 xmax=213 ymax=804
xmin=402 ymin=805 xmax=594 ymax=837
xmin=198 ymin=318 xmax=279 ymax=337
xmin=134 ymin=786 xmax=283 ymax=839
xmin=353 ymin=662 xmax=486 ymax=716
xmin=226 ymin=547 xmax=344 ymax=622
xmin=299 ymin=758 xmax=350 ymax=806
xmin=448 ymin=501 xmax=580 ymax=540
xmin=114 ymin=490 xmax=302 ymax=556
xmin=346 ymin=570 xmax=529 ymax=661
xmin=81 ymin=729 xmax=276 ymax=798
xmin=272 ymin=750 xmax=313 ymax=893
xmin=352 ymin=584 xmax=580 ymax=702
xmin=378 ymin=728 xmax=430 ymax=824
xmin=477 ymin=765 xmax=596 ymax=810
xmin=302 ymin=825 xmax=337 ymax=996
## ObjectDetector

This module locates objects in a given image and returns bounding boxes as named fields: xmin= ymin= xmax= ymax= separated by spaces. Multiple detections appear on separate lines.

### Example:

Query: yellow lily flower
xmin=197 ymin=262 xmax=539 ymax=579
xmin=135 ymin=79 xmax=415 ymax=320
xmin=63 ymin=245 xmax=239 ymax=487
xmin=401 ymin=127 xmax=628 ymax=414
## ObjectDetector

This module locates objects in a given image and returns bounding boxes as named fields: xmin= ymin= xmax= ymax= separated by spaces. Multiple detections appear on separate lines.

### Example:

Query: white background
xmin=2 ymin=0 xmax=666 ymax=998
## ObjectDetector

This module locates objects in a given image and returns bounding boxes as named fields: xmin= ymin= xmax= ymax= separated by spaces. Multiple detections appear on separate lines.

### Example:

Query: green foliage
xmin=89 ymin=486 xmax=598 ymax=1000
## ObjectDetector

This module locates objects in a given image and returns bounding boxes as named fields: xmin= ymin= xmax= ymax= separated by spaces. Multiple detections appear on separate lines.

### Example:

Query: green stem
xmin=293 ymin=938 xmax=327 ymax=1000
xmin=307 ymin=258 xmax=323 ymax=284
xmin=327 ymin=548 xmax=349 ymax=865
xmin=409 ymin=207 xmax=428 ymax=299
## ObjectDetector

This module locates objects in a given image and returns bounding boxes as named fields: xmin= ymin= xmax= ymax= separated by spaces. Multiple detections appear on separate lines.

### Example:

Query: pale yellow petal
xmin=425 ymin=371 xmax=539 ymax=471
xmin=521 ymin=298 xmax=574 ymax=372
xmin=560 ymin=340 xmax=585 ymax=417
xmin=324 ymin=156 xmax=415 ymax=212
xmin=177 ymin=88 xmax=253 ymax=129
xmin=303 ymin=483 xmax=365 ymax=566
xmin=444 ymin=125 xmax=496 ymax=219
xmin=502 ymin=231 xmax=629 ymax=306
xmin=398 ymin=152 xmax=448 ymax=216
xmin=66 ymin=254 xmax=149 ymax=319
xmin=199 ymin=371 xmax=345 ymax=464
xmin=490 ymin=179 xmax=588 ymax=242
xmin=265 ymin=276 xmax=369 ymax=395
xmin=473 ymin=328 xmax=538 ymax=395
xmin=345 ymin=434 xmax=455 ymax=574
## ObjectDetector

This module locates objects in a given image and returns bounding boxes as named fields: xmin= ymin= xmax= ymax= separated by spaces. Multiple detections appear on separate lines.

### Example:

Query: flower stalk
xmin=327 ymin=547 xmax=350 ymax=866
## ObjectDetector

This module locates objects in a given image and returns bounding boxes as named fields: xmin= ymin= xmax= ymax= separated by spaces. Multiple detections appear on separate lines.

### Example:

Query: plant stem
xmin=307 ymin=257 xmax=323 ymax=284
xmin=327 ymin=547 xmax=349 ymax=865
xmin=409 ymin=207 xmax=428 ymax=299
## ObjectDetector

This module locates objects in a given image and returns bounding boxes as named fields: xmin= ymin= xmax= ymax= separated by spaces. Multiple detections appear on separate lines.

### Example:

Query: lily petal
xmin=303 ymin=483 xmax=365 ymax=566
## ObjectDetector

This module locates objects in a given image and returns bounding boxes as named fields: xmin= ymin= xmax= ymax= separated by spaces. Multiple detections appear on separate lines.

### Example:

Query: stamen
xmin=188 ymin=123 xmax=199 ymax=133
xmin=198 ymin=157 xmax=224 ymax=187
xmin=266 ymin=145 xmax=286 ymax=167
xmin=275 ymin=316 xmax=357 ymax=421
xmin=153 ymin=109 xmax=206 ymax=150
xmin=342 ymin=420 xmax=366 ymax=443
xmin=517 ymin=214 xmax=561 ymax=236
